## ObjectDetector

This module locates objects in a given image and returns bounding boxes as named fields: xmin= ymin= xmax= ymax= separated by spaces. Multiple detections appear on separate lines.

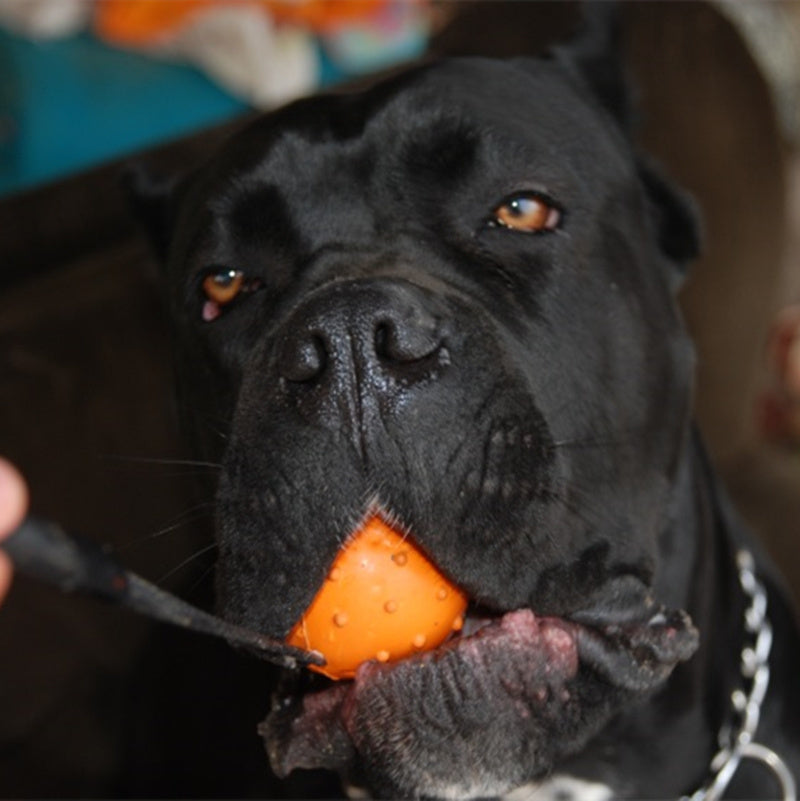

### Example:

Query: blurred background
xmin=0 ymin=0 xmax=436 ymax=196
xmin=1 ymin=1 xmax=799 ymax=797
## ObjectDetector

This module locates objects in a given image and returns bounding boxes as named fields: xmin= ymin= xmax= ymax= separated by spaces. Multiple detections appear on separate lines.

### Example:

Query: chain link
xmin=684 ymin=550 xmax=796 ymax=801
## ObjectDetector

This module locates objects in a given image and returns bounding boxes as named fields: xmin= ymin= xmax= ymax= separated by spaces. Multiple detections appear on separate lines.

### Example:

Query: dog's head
xmin=133 ymin=26 xmax=702 ymax=799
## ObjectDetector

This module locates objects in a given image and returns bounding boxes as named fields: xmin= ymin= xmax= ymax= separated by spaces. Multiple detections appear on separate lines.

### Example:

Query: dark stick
xmin=1 ymin=516 xmax=323 ymax=670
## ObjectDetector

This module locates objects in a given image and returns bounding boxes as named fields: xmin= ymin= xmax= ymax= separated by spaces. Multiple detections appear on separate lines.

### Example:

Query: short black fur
xmin=131 ymin=17 xmax=799 ymax=801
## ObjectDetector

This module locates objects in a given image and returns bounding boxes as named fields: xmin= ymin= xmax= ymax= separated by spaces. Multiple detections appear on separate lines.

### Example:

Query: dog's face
xmin=140 ymin=53 xmax=702 ymax=798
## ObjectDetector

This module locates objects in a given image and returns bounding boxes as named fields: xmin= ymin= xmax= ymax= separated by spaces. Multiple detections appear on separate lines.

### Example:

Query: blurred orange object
xmin=95 ymin=0 xmax=394 ymax=46
xmin=287 ymin=516 xmax=467 ymax=680
xmin=95 ymin=0 xmax=213 ymax=45
xmin=766 ymin=305 xmax=800 ymax=400
xmin=757 ymin=304 xmax=800 ymax=445
xmin=269 ymin=1 xmax=393 ymax=32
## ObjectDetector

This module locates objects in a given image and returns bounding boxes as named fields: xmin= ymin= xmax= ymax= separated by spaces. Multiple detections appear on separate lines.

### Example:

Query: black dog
xmin=131 ymin=17 xmax=800 ymax=800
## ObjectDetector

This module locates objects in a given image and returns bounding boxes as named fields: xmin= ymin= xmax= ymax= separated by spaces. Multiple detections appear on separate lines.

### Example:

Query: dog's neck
xmin=657 ymin=434 xmax=796 ymax=799
xmin=546 ymin=431 xmax=798 ymax=798
xmin=526 ymin=544 xmax=796 ymax=801
xmin=684 ymin=548 xmax=795 ymax=801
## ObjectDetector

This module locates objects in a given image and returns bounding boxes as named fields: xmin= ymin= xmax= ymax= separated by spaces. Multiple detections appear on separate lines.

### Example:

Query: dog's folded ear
xmin=637 ymin=158 xmax=703 ymax=269
xmin=549 ymin=2 xmax=634 ymax=134
xmin=548 ymin=4 xmax=702 ymax=270
xmin=121 ymin=162 xmax=177 ymax=264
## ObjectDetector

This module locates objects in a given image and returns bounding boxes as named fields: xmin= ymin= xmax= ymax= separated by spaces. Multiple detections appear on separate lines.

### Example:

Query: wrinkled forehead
xmin=385 ymin=58 xmax=619 ymax=147
xmin=198 ymin=57 xmax=632 ymax=196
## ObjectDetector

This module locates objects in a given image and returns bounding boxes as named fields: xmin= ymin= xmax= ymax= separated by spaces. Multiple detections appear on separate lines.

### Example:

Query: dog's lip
xmin=572 ymin=606 xmax=698 ymax=690
xmin=262 ymin=602 xmax=699 ymax=780
xmin=297 ymin=600 xmax=698 ymax=686
xmin=385 ymin=603 xmax=694 ymax=682
xmin=263 ymin=607 xmax=581 ymax=779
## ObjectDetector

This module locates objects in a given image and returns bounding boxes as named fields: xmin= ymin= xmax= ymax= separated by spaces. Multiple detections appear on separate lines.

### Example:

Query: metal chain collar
xmin=685 ymin=549 xmax=797 ymax=801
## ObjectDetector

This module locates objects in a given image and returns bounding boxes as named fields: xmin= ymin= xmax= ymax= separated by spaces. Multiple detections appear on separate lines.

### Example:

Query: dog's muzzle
xmin=275 ymin=279 xmax=451 ymax=432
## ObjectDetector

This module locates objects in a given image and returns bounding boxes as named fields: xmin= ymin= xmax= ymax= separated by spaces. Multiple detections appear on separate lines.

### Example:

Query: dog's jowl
xmin=133 ymin=23 xmax=800 ymax=801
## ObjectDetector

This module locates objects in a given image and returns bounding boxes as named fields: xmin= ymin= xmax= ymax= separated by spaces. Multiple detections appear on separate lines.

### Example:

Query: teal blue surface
xmin=0 ymin=18 xmax=429 ymax=199
xmin=0 ymin=29 xmax=250 ymax=196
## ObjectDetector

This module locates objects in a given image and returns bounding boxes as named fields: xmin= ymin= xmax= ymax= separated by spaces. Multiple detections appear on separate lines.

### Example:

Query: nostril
xmin=279 ymin=333 xmax=327 ymax=383
xmin=374 ymin=322 xmax=390 ymax=360
xmin=275 ymin=283 xmax=449 ymax=398
xmin=374 ymin=315 xmax=442 ymax=364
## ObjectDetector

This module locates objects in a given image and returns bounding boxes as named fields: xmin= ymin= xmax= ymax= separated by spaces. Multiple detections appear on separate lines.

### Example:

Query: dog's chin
xmin=261 ymin=601 xmax=698 ymax=799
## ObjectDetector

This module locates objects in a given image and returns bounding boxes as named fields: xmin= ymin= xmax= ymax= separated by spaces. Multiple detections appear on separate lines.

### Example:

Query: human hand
xmin=0 ymin=457 xmax=28 ymax=604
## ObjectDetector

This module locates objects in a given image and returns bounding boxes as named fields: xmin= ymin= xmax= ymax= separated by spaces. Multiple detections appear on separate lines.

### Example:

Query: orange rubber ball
xmin=287 ymin=516 xmax=468 ymax=680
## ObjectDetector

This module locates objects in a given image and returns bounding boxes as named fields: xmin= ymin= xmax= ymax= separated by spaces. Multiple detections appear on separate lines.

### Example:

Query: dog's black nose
xmin=276 ymin=280 xmax=447 ymax=391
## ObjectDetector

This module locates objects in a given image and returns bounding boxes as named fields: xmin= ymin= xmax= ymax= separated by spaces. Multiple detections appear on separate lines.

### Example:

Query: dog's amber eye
xmin=200 ymin=269 xmax=263 ymax=322
xmin=202 ymin=269 xmax=244 ymax=306
xmin=492 ymin=194 xmax=560 ymax=233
